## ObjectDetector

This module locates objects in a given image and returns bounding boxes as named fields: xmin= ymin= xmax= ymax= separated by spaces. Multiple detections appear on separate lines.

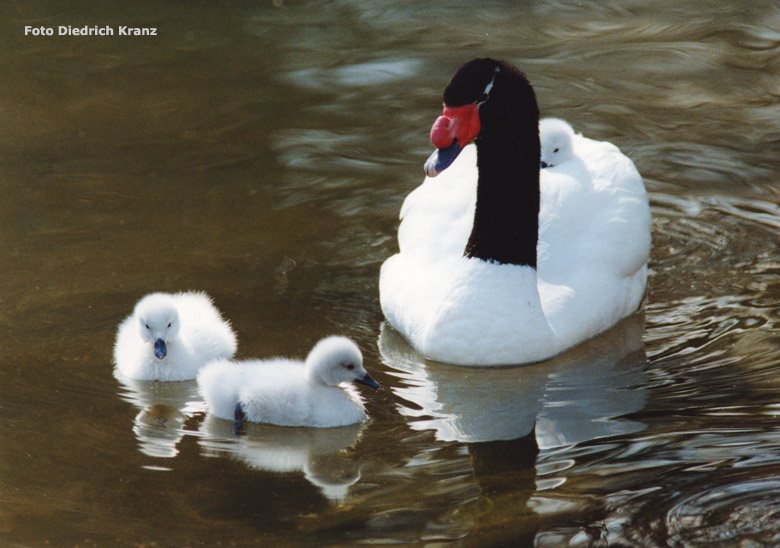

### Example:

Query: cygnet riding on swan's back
xmin=379 ymin=58 xmax=651 ymax=366
xmin=114 ymin=291 xmax=237 ymax=381
xmin=540 ymin=117 xmax=575 ymax=169
xmin=197 ymin=336 xmax=380 ymax=429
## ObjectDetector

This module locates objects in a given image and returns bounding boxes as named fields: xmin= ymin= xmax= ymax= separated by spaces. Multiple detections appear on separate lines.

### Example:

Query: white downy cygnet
xmin=197 ymin=336 xmax=379 ymax=429
xmin=540 ymin=117 xmax=575 ymax=168
xmin=114 ymin=291 xmax=237 ymax=381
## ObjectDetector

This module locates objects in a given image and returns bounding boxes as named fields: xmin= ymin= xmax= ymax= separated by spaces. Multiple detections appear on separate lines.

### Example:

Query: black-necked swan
xmin=114 ymin=291 xmax=237 ymax=381
xmin=540 ymin=117 xmax=575 ymax=168
xmin=197 ymin=336 xmax=380 ymax=429
xmin=379 ymin=58 xmax=651 ymax=366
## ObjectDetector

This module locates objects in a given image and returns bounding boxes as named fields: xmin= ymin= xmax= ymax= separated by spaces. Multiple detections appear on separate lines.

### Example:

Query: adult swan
xmin=379 ymin=58 xmax=651 ymax=366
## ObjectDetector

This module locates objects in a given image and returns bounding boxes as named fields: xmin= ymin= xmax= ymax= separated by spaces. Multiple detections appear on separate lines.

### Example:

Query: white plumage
xmin=197 ymin=336 xmax=379 ymax=428
xmin=540 ymin=117 xmax=575 ymax=168
xmin=379 ymin=59 xmax=650 ymax=366
xmin=114 ymin=291 xmax=237 ymax=381
xmin=381 ymin=133 xmax=650 ymax=365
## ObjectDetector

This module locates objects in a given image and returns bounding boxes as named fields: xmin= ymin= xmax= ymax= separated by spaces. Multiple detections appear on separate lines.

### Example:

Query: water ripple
xmin=666 ymin=476 xmax=780 ymax=547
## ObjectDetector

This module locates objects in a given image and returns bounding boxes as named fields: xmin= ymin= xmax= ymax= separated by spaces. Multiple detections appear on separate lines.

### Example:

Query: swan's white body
xmin=197 ymin=336 xmax=376 ymax=428
xmin=114 ymin=292 xmax=237 ymax=381
xmin=380 ymin=128 xmax=651 ymax=366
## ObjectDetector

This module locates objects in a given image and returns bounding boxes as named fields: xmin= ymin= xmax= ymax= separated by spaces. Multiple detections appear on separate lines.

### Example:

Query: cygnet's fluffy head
xmin=540 ymin=117 xmax=574 ymax=168
xmin=134 ymin=293 xmax=180 ymax=359
xmin=305 ymin=336 xmax=379 ymax=389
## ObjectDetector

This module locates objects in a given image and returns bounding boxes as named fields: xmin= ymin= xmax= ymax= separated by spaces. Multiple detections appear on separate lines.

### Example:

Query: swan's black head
xmin=442 ymin=58 xmax=504 ymax=107
xmin=424 ymin=58 xmax=540 ymax=177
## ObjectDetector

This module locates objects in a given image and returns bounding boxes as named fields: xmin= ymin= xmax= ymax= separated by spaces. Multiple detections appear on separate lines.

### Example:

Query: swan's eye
xmin=554 ymin=147 xmax=559 ymax=153
xmin=145 ymin=324 xmax=150 ymax=330
xmin=342 ymin=362 xmax=355 ymax=371
xmin=167 ymin=322 xmax=172 ymax=328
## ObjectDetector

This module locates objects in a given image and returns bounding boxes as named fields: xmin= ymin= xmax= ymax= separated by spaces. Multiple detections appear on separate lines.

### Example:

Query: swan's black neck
xmin=464 ymin=122 xmax=540 ymax=268
xmin=439 ymin=59 xmax=541 ymax=267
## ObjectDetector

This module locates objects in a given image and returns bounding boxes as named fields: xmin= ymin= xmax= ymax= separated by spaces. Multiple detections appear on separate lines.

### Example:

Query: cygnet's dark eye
xmin=167 ymin=322 xmax=172 ymax=328
xmin=342 ymin=362 xmax=355 ymax=371
xmin=145 ymin=324 xmax=150 ymax=330
xmin=554 ymin=147 xmax=560 ymax=153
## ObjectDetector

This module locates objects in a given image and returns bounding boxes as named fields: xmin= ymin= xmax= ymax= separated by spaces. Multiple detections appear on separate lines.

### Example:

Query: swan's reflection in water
xmin=373 ymin=314 xmax=649 ymax=544
xmin=114 ymin=371 xmax=203 ymax=458
xmin=198 ymin=416 xmax=366 ymax=504
xmin=379 ymin=312 xmax=648 ymax=447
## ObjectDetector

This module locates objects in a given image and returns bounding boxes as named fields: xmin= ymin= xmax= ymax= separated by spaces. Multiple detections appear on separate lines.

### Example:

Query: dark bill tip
xmin=355 ymin=373 xmax=380 ymax=389
xmin=423 ymin=139 xmax=463 ymax=177
xmin=153 ymin=338 xmax=167 ymax=359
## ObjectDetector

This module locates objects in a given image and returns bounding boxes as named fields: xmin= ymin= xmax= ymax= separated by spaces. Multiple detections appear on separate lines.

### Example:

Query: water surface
xmin=2 ymin=1 xmax=780 ymax=546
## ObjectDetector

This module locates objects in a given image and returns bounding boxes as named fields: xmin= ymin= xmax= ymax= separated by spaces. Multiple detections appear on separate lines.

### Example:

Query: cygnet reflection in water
xmin=378 ymin=312 xmax=648 ymax=446
xmin=199 ymin=415 xmax=366 ymax=504
xmin=114 ymin=372 xmax=204 ymax=458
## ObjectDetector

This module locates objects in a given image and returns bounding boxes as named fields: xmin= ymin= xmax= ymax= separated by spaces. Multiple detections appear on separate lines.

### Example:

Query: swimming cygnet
xmin=540 ymin=117 xmax=575 ymax=168
xmin=197 ymin=336 xmax=379 ymax=429
xmin=114 ymin=291 xmax=237 ymax=381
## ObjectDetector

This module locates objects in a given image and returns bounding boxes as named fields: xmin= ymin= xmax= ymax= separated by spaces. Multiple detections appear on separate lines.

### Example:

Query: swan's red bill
xmin=424 ymin=103 xmax=480 ymax=177
xmin=430 ymin=115 xmax=454 ymax=149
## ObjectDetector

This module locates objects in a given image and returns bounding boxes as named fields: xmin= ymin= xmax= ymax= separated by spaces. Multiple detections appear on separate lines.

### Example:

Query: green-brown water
xmin=2 ymin=1 xmax=780 ymax=546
